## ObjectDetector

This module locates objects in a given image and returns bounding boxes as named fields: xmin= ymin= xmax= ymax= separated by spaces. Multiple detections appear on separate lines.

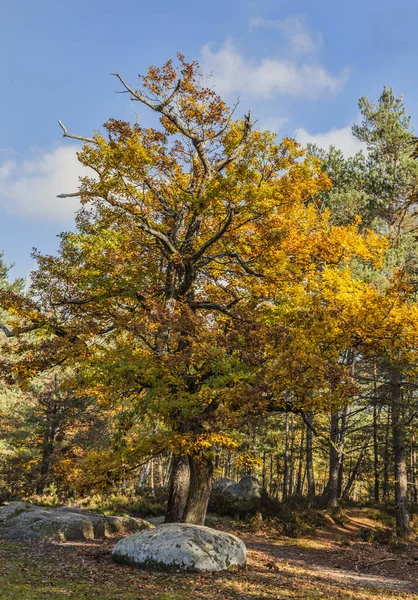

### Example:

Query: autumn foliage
xmin=1 ymin=57 xmax=418 ymax=528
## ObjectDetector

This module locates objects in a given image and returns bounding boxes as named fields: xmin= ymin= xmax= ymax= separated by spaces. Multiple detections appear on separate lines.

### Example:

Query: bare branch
xmin=57 ymin=120 xmax=96 ymax=145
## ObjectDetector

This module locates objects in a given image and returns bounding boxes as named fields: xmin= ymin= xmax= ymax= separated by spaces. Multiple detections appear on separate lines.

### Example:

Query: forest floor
xmin=1 ymin=508 xmax=418 ymax=599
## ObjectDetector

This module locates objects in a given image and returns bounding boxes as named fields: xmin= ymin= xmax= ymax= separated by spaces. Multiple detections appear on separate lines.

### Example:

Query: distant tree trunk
xmin=262 ymin=450 xmax=267 ymax=490
xmin=165 ymin=454 xmax=190 ymax=523
xmin=323 ymin=411 xmax=340 ymax=508
xmin=411 ymin=438 xmax=418 ymax=504
xmin=36 ymin=404 xmax=59 ymax=495
xmin=289 ymin=415 xmax=295 ymax=496
xmin=391 ymin=367 xmax=411 ymax=537
xmin=383 ymin=407 xmax=391 ymax=501
xmin=149 ymin=459 xmax=155 ymax=496
xmin=183 ymin=454 xmax=213 ymax=525
xmin=373 ymin=403 xmax=380 ymax=503
xmin=342 ymin=430 xmax=372 ymax=500
xmin=306 ymin=412 xmax=315 ymax=498
xmin=373 ymin=362 xmax=380 ymax=503
xmin=296 ymin=426 xmax=305 ymax=496
xmin=337 ymin=405 xmax=348 ymax=498
xmin=37 ymin=435 xmax=55 ymax=495
xmin=283 ymin=413 xmax=290 ymax=500
xmin=163 ymin=453 xmax=172 ymax=488
xmin=157 ymin=456 xmax=164 ymax=488
xmin=138 ymin=461 xmax=151 ymax=490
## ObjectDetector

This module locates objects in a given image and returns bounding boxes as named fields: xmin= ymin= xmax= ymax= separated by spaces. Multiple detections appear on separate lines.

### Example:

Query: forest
xmin=2 ymin=55 xmax=418 ymax=599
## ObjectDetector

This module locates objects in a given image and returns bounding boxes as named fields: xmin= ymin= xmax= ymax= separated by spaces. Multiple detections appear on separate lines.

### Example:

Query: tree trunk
xmin=138 ymin=461 xmax=151 ymax=490
xmin=373 ymin=403 xmax=380 ymax=503
xmin=342 ymin=430 xmax=372 ymax=500
xmin=337 ymin=405 xmax=348 ymax=498
xmin=411 ymin=438 xmax=418 ymax=504
xmin=306 ymin=412 xmax=315 ymax=498
xmin=390 ymin=367 xmax=411 ymax=537
xmin=36 ymin=405 xmax=58 ymax=495
xmin=383 ymin=407 xmax=391 ymax=501
xmin=164 ymin=454 xmax=190 ymax=523
xmin=183 ymin=454 xmax=213 ymax=525
xmin=36 ymin=436 xmax=54 ymax=495
xmin=373 ymin=361 xmax=380 ymax=503
xmin=283 ymin=413 xmax=290 ymax=500
xmin=323 ymin=411 xmax=340 ymax=508
xmin=289 ymin=415 xmax=295 ymax=496
xmin=296 ymin=425 xmax=305 ymax=496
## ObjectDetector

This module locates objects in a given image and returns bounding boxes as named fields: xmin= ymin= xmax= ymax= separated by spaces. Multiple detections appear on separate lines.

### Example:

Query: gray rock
xmin=112 ymin=523 xmax=246 ymax=572
xmin=212 ymin=477 xmax=235 ymax=491
xmin=0 ymin=501 xmax=153 ymax=541
xmin=225 ymin=476 xmax=261 ymax=500
xmin=144 ymin=515 xmax=165 ymax=526
xmin=0 ymin=501 xmax=35 ymax=524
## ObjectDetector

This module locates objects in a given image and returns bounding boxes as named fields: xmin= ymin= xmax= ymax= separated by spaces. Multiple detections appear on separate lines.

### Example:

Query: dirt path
xmin=241 ymin=508 xmax=418 ymax=594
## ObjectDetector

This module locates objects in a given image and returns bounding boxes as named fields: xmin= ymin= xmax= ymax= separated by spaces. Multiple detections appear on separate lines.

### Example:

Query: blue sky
xmin=1 ymin=0 xmax=418 ymax=279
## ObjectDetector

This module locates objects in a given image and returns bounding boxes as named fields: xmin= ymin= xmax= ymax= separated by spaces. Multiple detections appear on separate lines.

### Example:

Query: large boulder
xmin=112 ymin=523 xmax=246 ymax=572
xmin=226 ymin=476 xmax=261 ymax=500
xmin=212 ymin=477 xmax=235 ymax=491
xmin=0 ymin=501 xmax=153 ymax=541
xmin=0 ymin=501 xmax=34 ymax=524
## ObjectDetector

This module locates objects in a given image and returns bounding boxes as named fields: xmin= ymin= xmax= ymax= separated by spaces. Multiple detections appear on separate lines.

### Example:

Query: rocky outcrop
xmin=112 ymin=523 xmax=246 ymax=572
xmin=0 ymin=501 xmax=153 ymax=541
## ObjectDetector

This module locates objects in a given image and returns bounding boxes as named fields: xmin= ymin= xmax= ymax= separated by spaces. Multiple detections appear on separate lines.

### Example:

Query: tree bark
xmin=390 ymin=367 xmax=411 ymax=537
xmin=183 ymin=454 xmax=213 ymax=525
xmin=164 ymin=454 xmax=190 ymax=523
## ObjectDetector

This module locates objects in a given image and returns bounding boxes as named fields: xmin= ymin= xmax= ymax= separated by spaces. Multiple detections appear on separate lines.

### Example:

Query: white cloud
xmin=0 ymin=146 xmax=90 ymax=221
xmin=249 ymin=16 xmax=322 ymax=56
xmin=201 ymin=39 xmax=348 ymax=99
xmin=295 ymin=124 xmax=366 ymax=157
xmin=259 ymin=117 xmax=289 ymax=134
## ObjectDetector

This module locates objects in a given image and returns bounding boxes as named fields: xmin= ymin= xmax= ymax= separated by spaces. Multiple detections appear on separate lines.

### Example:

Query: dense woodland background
xmin=1 ymin=58 xmax=418 ymax=541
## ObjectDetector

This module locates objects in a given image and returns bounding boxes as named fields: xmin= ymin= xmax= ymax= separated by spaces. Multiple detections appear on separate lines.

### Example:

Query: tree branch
xmin=0 ymin=323 xmax=14 ymax=337
xmin=191 ymin=205 xmax=235 ymax=262
xmin=214 ymin=112 xmax=252 ymax=173
xmin=57 ymin=120 xmax=96 ymax=145
xmin=188 ymin=301 xmax=234 ymax=318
